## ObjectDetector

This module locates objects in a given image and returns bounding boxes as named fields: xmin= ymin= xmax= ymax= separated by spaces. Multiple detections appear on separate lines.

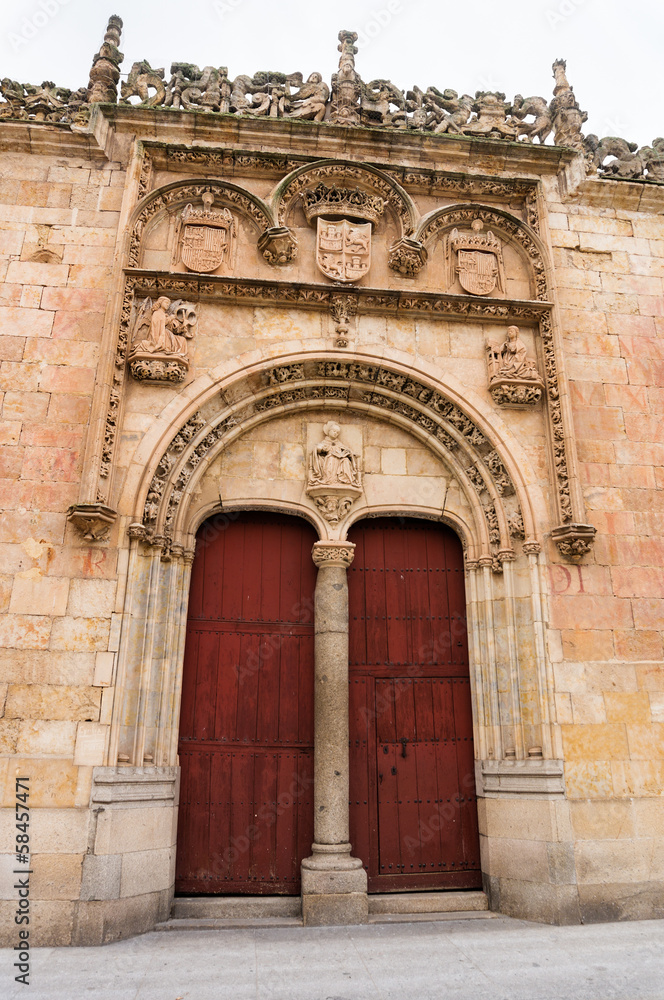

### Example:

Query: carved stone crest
xmin=316 ymin=218 xmax=371 ymax=283
xmin=486 ymin=326 xmax=544 ymax=407
xmin=446 ymin=219 xmax=505 ymax=296
xmin=128 ymin=296 xmax=197 ymax=384
xmin=175 ymin=190 xmax=236 ymax=273
xmin=306 ymin=421 xmax=362 ymax=523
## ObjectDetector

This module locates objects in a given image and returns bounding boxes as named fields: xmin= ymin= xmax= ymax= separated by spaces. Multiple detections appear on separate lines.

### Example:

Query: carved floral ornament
xmin=129 ymin=360 xmax=542 ymax=567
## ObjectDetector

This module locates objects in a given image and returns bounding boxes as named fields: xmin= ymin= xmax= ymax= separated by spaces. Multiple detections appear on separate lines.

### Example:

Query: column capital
xmin=311 ymin=540 xmax=355 ymax=569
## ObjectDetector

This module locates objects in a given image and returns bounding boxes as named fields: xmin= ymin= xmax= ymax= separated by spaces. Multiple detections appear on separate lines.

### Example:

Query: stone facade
xmin=1 ymin=19 xmax=663 ymax=945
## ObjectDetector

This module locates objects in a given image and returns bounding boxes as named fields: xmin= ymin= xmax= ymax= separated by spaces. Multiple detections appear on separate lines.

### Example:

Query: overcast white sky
xmin=1 ymin=0 xmax=661 ymax=146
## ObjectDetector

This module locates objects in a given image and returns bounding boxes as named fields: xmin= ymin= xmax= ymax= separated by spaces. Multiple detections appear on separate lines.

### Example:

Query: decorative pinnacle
xmin=87 ymin=15 xmax=124 ymax=105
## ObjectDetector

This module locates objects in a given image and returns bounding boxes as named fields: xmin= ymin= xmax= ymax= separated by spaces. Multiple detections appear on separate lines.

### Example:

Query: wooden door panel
xmin=348 ymin=518 xmax=481 ymax=893
xmin=176 ymin=512 xmax=316 ymax=895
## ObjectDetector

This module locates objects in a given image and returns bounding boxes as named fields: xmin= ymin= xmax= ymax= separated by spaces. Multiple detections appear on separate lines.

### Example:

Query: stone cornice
xmin=127 ymin=269 xmax=551 ymax=323
xmin=91 ymin=104 xmax=580 ymax=176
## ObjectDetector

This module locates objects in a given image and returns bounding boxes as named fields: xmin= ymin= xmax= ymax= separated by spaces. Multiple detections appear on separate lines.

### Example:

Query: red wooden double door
xmin=175 ymin=512 xmax=480 ymax=895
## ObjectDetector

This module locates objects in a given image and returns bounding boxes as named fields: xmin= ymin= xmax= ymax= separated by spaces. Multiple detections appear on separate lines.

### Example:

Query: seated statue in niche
xmin=133 ymin=296 xmax=192 ymax=358
xmin=308 ymin=421 xmax=361 ymax=489
xmin=486 ymin=325 xmax=543 ymax=407
xmin=306 ymin=421 xmax=362 ymax=524
xmin=496 ymin=325 xmax=541 ymax=381
xmin=128 ymin=295 xmax=197 ymax=385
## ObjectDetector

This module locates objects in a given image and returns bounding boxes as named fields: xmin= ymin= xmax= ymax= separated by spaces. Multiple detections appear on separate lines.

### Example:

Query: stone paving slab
xmin=2 ymin=915 xmax=663 ymax=1000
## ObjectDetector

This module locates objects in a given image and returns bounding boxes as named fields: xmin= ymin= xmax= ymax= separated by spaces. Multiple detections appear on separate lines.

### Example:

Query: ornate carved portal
xmin=307 ymin=421 xmax=362 ymax=524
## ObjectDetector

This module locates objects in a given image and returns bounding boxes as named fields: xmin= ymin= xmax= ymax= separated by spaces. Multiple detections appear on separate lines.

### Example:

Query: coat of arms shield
xmin=456 ymin=249 xmax=499 ymax=296
xmin=177 ymin=196 xmax=236 ymax=274
xmin=316 ymin=218 xmax=371 ymax=283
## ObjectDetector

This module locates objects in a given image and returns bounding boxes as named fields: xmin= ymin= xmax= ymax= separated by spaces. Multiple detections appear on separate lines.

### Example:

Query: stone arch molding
xmin=416 ymin=203 xmax=551 ymax=301
xmin=272 ymin=159 xmax=418 ymax=236
xmin=129 ymin=356 xmax=541 ymax=568
xmin=127 ymin=178 xmax=276 ymax=268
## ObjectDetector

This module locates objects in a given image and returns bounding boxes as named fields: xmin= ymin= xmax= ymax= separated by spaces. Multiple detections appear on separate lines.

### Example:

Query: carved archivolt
xmin=130 ymin=358 xmax=537 ymax=569
xmin=273 ymin=160 xmax=417 ymax=236
xmin=417 ymin=204 xmax=549 ymax=301
xmin=128 ymin=179 xmax=276 ymax=268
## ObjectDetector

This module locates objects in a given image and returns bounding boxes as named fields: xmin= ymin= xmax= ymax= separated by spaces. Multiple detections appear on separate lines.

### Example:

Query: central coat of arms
xmin=175 ymin=190 xmax=236 ymax=274
xmin=316 ymin=218 xmax=371 ymax=283
xmin=446 ymin=219 xmax=505 ymax=296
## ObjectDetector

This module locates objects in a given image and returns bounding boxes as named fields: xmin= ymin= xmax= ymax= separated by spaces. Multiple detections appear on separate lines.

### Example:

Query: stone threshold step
xmin=156 ymin=910 xmax=495 ymax=933
xmin=156 ymin=916 xmax=303 ymax=931
xmin=368 ymin=910 xmax=497 ymax=924
xmin=173 ymin=896 xmax=301 ymax=919
xmin=369 ymin=891 xmax=488 ymax=915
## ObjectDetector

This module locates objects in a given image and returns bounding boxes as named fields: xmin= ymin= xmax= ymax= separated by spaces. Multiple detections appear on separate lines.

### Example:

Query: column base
xmin=301 ymin=842 xmax=368 ymax=925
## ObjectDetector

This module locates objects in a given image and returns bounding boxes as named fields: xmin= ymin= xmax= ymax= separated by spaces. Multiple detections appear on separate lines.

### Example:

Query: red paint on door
xmin=348 ymin=517 xmax=481 ymax=892
xmin=175 ymin=512 xmax=317 ymax=895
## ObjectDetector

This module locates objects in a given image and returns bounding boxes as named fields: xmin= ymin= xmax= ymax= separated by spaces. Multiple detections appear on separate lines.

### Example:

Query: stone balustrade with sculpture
xmin=2 ymin=17 xmax=661 ymax=185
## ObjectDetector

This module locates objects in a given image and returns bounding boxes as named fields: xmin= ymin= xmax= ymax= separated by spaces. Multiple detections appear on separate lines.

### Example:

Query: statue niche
xmin=486 ymin=325 xmax=544 ymax=407
xmin=306 ymin=421 xmax=362 ymax=524
xmin=128 ymin=296 xmax=197 ymax=384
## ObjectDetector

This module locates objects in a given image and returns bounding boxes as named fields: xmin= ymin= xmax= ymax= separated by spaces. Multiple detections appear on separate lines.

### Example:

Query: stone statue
xmin=308 ymin=421 xmax=361 ymax=489
xmin=511 ymin=94 xmax=552 ymax=144
xmin=306 ymin=421 xmax=362 ymax=524
xmin=486 ymin=326 xmax=544 ymax=407
xmin=288 ymin=73 xmax=329 ymax=121
xmin=128 ymin=297 xmax=197 ymax=384
xmin=496 ymin=326 xmax=540 ymax=380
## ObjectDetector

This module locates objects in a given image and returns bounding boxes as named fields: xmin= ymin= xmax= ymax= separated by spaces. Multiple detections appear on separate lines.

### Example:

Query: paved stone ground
xmin=2 ymin=915 xmax=662 ymax=1000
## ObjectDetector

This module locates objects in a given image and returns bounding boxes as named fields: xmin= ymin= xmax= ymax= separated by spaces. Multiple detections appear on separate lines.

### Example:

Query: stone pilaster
xmin=301 ymin=540 xmax=368 ymax=925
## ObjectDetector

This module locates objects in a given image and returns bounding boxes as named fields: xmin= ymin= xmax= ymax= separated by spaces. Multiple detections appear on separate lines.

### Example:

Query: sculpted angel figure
xmin=497 ymin=326 xmax=540 ymax=381
xmin=131 ymin=297 xmax=195 ymax=359
xmin=308 ymin=422 xmax=361 ymax=489
xmin=287 ymin=73 xmax=329 ymax=121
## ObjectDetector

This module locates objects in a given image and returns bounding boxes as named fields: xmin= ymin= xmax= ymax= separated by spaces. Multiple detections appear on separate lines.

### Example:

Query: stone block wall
xmin=542 ymin=187 xmax=664 ymax=921
xmin=0 ymin=144 xmax=126 ymax=943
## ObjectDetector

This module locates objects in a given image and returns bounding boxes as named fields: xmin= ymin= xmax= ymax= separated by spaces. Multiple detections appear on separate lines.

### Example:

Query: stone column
xmin=301 ymin=540 xmax=368 ymax=925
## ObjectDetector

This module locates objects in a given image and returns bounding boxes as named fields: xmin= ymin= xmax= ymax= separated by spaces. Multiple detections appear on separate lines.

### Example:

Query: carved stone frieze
xmin=128 ymin=296 xmax=197 ymax=384
xmin=486 ymin=327 xmax=544 ymax=407
xmin=306 ymin=421 xmax=362 ymax=524
xmin=125 ymin=271 xmax=547 ymax=324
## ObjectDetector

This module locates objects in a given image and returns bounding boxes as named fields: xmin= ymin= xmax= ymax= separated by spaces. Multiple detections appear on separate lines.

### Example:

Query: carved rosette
xmin=551 ymin=523 xmax=597 ymax=561
xmin=388 ymin=237 xmax=428 ymax=277
xmin=257 ymin=226 xmax=298 ymax=265
xmin=311 ymin=540 xmax=356 ymax=569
